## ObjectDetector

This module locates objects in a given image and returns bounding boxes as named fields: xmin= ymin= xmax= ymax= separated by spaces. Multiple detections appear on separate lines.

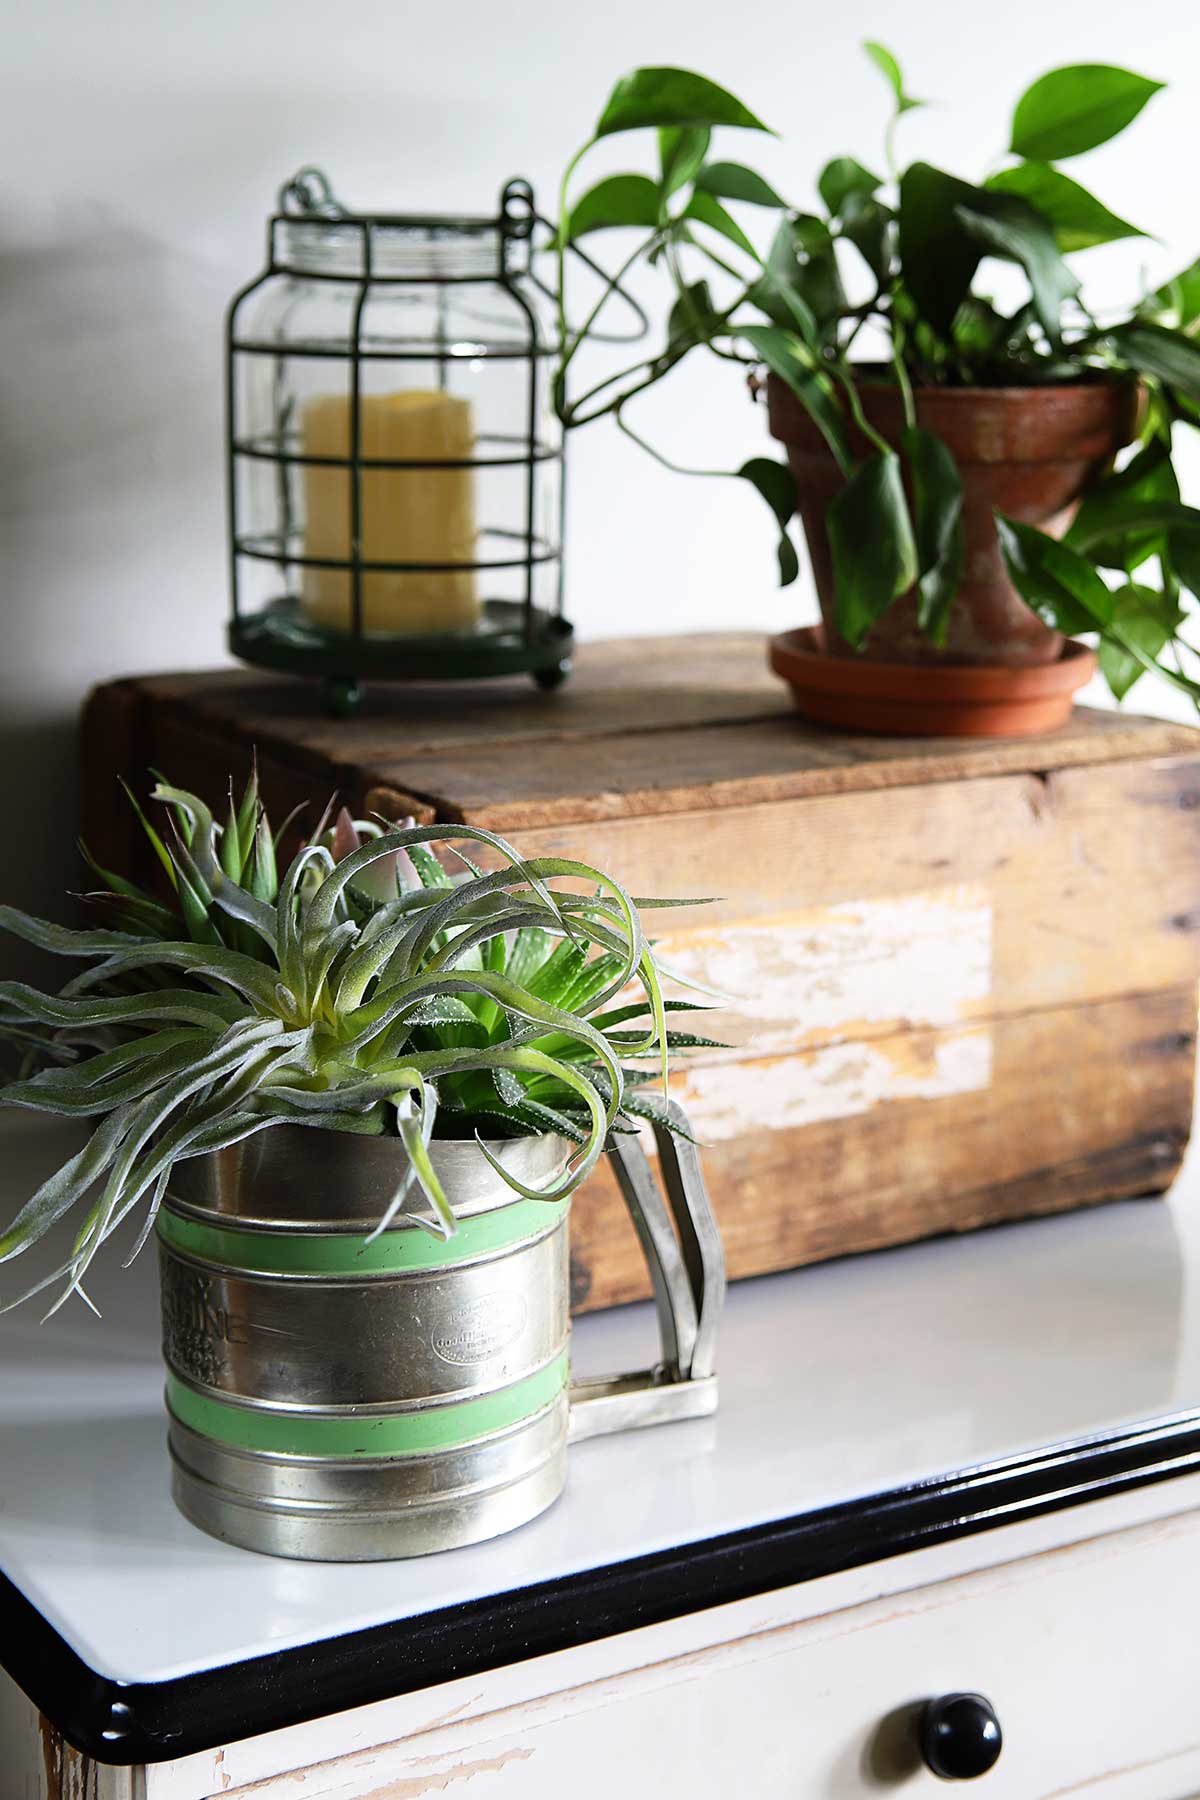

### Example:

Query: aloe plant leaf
xmin=0 ymin=1105 xmax=134 ymax=1264
xmin=119 ymin=780 xmax=179 ymax=892
xmin=1 ymin=790 xmax=711 ymax=1297
xmin=1 ymin=1031 xmax=211 ymax=1116
xmin=209 ymin=873 xmax=279 ymax=954
xmin=59 ymin=940 xmax=282 ymax=1011
xmin=152 ymin=784 xmax=223 ymax=895
xmin=307 ymin=826 xmax=569 ymax=957
xmin=77 ymin=843 xmax=178 ymax=935
xmin=235 ymin=762 xmax=261 ymax=865
xmin=59 ymin=1021 xmax=296 ymax=1299
xmin=0 ymin=983 xmax=244 ymax=1032
xmin=219 ymin=794 xmax=243 ymax=882
xmin=248 ymin=815 xmax=278 ymax=905
xmin=469 ymin=1050 xmax=607 ymax=1200
xmin=0 ymin=908 xmax=147 ymax=959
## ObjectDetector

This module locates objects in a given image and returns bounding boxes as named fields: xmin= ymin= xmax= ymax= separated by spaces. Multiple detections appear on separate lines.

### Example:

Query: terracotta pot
xmin=766 ymin=372 xmax=1139 ymax=668
xmin=769 ymin=625 xmax=1097 ymax=739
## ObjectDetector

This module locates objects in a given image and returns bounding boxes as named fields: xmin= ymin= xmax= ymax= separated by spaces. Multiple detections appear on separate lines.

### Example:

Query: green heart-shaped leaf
xmin=1010 ymin=63 xmax=1163 ymax=161
xmin=683 ymin=190 xmax=761 ymax=260
xmin=829 ymin=454 xmax=918 ymax=647
xmin=659 ymin=126 xmax=710 ymax=199
xmin=739 ymin=458 xmax=800 ymax=588
xmin=565 ymin=174 xmax=661 ymax=241
xmin=595 ymin=67 xmax=772 ymax=138
xmin=898 ymin=164 xmax=982 ymax=338
xmin=901 ymin=427 xmax=965 ymax=645
xmin=1109 ymin=322 xmax=1200 ymax=404
xmin=863 ymin=41 xmax=924 ymax=115
xmin=954 ymin=188 xmax=1079 ymax=345
xmin=818 ymin=156 xmax=882 ymax=216
xmin=1098 ymin=584 xmax=1181 ymax=700
xmin=695 ymin=161 xmax=787 ymax=208
xmin=985 ymin=162 xmax=1145 ymax=252
xmin=994 ymin=513 xmax=1114 ymax=633
xmin=1139 ymin=257 xmax=1200 ymax=332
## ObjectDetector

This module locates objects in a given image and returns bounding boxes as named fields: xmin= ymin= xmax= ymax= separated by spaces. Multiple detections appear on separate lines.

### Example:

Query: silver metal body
xmin=159 ymin=1106 xmax=723 ymax=1561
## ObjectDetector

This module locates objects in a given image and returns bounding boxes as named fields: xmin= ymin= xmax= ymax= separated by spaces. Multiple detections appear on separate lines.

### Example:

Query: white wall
xmin=2 ymin=0 xmax=1198 ymax=968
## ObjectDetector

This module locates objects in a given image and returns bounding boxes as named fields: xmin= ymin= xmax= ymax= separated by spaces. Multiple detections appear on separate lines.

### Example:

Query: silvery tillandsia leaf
xmin=0 ymin=776 xmax=719 ymax=1308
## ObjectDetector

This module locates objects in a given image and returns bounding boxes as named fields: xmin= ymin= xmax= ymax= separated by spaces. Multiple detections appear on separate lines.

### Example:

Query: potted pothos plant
xmin=0 ymin=774 xmax=723 ymax=1560
xmin=553 ymin=51 xmax=1200 ymax=735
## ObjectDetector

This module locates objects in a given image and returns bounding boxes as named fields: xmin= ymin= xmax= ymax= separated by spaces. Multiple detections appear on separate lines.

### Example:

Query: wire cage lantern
xmin=225 ymin=169 xmax=572 ymax=716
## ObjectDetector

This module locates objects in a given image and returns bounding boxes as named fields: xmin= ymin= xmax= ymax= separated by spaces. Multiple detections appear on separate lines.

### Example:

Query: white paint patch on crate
xmin=656 ymin=885 xmax=994 ymax=1056
xmin=674 ymin=1027 xmax=994 ymax=1141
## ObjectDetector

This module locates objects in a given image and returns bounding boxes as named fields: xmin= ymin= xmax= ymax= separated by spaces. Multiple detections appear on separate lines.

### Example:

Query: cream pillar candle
xmin=300 ymin=391 xmax=481 ymax=635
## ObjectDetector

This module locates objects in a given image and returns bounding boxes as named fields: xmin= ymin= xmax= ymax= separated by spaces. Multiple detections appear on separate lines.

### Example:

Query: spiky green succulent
xmin=0 ymin=773 xmax=717 ymax=1313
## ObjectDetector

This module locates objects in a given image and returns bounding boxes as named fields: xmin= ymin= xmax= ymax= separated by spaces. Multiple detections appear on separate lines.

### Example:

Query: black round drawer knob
xmin=919 ymin=1693 xmax=1003 ymax=1779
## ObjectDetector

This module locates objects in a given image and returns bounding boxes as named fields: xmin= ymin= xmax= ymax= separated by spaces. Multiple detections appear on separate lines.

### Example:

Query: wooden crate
xmin=80 ymin=635 xmax=1200 ymax=1312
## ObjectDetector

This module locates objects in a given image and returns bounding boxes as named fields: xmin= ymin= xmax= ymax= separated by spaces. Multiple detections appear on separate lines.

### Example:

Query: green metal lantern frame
xmin=225 ymin=171 xmax=576 ymax=717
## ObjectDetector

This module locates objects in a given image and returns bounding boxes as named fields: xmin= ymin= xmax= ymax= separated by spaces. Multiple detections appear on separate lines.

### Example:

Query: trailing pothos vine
xmin=553 ymin=49 xmax=1200 ymax=707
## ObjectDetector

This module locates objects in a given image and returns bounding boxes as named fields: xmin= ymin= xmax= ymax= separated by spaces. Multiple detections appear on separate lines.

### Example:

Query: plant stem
xmin=569 ymin=358 xmax=685 ymax=430
xmin=884 ymin=112 xmax=900 ymax=182
xmin=664 ymin=239 xmax=756 ymax=365
xmin=830 ymin=361 xmax=892 ymax=457
xmin=556 ymin=140 xmax=593 ymax=364
xmin=891 ymin=340 xmax=916 ymax=429
xmin=614 ymin=404 xmax=727 ymax=479
xmin=561 ymin=233 xmax=660 ymax=374
xmin=564 ymin=353 xmax=672 ymax=423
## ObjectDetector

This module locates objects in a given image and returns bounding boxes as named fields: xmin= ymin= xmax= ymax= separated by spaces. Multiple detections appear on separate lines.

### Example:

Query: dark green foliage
xmin=552 ymin=50 xmax=1200 ymax=707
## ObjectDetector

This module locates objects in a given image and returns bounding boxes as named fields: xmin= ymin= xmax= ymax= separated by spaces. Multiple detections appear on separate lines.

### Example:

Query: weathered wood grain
xmin=505 ymin=757 xmax=1200 ymax=1047
xmin=76 ymin=638 xmax=1200 ymax=1309
xmin=99 ymin=636 xmax=1200 ymax=834
xmin=568 ymin=986 xmax=1197 ymax=1311
xmin=360 ymin=711 xmax=1200 ymax=831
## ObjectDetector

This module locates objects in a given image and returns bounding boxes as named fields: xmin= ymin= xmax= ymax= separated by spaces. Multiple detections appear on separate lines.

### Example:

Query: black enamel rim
xmin=6 ymin=1408 xmax=1200 ymax=1765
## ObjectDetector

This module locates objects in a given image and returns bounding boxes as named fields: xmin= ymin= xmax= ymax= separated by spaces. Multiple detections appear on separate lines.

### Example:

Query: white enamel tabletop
xmin=0 ymin=1112 xmax=1197 ymax=1685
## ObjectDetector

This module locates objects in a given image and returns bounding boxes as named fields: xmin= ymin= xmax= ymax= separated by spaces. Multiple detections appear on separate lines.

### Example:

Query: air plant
xmin=0 ymin=773 xmax=717 ymax=1313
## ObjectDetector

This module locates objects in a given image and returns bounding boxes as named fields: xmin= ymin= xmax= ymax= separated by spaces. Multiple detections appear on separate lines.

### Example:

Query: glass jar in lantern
xmin=225 ymin=169 xmax=570 ymax=715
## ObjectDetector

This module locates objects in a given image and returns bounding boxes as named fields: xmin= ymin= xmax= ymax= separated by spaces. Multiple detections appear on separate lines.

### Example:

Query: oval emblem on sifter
xmin=432 ymin=1293 xmax=528 ymax=1367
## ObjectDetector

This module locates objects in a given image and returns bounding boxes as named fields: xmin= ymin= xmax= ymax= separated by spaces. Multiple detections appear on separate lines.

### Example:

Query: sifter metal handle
xmin=567 ymin=1099 xmax=724 ymax=1443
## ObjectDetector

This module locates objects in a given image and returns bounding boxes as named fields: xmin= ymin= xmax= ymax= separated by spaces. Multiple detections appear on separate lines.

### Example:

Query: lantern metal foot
xmin=533 ymin=658 xmax=572 ymax=692
xmin=321 ymin=677 xmax=363 ymax=719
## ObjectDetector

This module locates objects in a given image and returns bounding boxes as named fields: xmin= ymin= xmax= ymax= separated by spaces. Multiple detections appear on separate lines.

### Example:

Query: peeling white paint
xmin=673 ymin=1028 xmax=994 ymax=1141
xmin=656 ymin=885 xmax=993 ymax=1056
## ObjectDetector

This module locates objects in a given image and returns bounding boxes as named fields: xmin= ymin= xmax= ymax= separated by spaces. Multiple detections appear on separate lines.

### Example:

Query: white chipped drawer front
xmin=211 ymin=1507 xmax=1200 ymax=1800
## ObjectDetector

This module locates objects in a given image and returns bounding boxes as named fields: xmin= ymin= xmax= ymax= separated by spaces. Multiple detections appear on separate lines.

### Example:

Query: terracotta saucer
xmin=767 ymin=627 xmax=1097 ymax=739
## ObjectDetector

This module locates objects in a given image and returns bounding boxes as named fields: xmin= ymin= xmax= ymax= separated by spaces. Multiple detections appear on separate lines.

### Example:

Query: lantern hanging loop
xmin=278 ymin=167 xmax=347 ymax=220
